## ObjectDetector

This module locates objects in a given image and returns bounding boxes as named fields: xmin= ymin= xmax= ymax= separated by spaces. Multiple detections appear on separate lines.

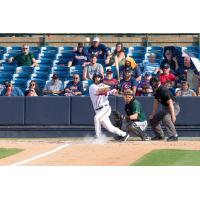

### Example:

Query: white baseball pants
xmin=94 ymin=105 xmax=126 ymax=138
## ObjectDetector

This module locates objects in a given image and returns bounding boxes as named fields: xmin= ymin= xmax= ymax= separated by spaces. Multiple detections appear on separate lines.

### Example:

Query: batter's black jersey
xmin=154 ymin=85 xmax=177 ymax=107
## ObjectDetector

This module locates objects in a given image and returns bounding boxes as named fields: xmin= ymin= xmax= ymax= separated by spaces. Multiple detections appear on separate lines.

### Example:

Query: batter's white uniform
xmin=89 ymin=83 xmax=126 ymax=138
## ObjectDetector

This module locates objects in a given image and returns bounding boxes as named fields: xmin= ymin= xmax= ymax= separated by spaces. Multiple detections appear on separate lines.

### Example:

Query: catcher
xmin=112 ymin=89 xmax=150 ymax=141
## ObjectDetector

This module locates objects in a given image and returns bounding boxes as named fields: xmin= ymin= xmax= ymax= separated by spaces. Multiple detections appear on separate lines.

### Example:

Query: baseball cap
xmin=106 ymin=67 xmax=113 ymax=73
xmin=161 ymin=63 xmax=170 ymax=69
xmin=93 ymin=37 xmax=100 ymax=42
xmin=52 ymin=74 xmax=58 ymax=79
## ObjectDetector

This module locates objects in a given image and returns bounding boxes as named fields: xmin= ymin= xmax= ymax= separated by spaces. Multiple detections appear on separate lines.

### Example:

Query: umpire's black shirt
xmin=154 ymin=85 xmax=177 ymax=107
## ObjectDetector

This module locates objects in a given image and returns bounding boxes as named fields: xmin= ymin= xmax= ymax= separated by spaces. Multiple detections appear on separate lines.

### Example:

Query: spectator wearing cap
xmin=136 ymin=72 xmax=152 ymax=96
xmin=24 ymin=80 xmax=41 ymax=96
xmin=43 ymin=74 xmax=64 ymax=96
xmin=103 ymin=68 xmax=119 ymax=91
xmin=119 ymin=67 xmax=137 ymax=94
xmin=0 ymin=81 xmax=24 ymax=96
xmin=160 ymin=49 xmax=179 ymax=74
xmin=159 ymin=63 xmax=176 ymax=86
xmin=8 ymin=44 xmax=38 ymax=67
xmin=64 ymin=74 xmax=83 ymax=96
xmin=83 ymin=55 xmax=104 ymax=80
xmin=120 ymin=57 xmax=141 ymax=82
xmin=140 ymin=53 xmax=160 ymax=76
xmin=88 ymin=37 xmax=111 ymax=60
xmin=67 ymin=42 xmax=89 ymax=67
xmin=107 ymin=42 xmax=125 ymax=66
xmin=175 ymin=81 xmax=197 ymax=97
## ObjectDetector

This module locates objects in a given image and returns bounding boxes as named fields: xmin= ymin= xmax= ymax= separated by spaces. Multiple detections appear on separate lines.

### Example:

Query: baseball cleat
xmin=121 ymin=133 xmax=130 ymax=142
xmin=141 ymin=136 xmax=151 ymax=141
xmin=151 ymin=135 xmax=165 ymax=141
xmin=167 ymin=135 xmax=178 ymax=142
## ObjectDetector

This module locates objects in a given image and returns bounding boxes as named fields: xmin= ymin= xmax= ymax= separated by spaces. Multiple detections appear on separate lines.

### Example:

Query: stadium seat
xmin=39 ymin=52 xmax=57 ymax=60
xmin=130 ymin=46 xmax=146 ymax=53
xmin=13 ymin=73 xmax=31 ymax=81
xmin=0 ymin=46 xmax=7 ymax=54
xmin=7 ymin=46 xmax=22 ymax=53
xmin=38 ymin=59 xmax=53 ymax=66
xmin=3 ymin=52 xmax=18 ymax=60
xmin=82 ymin=79 xmax=93 ymax=95
xmin=0 ymin=66 xmax=16 ymax=73
xmin=59 ymin=46 xmax=74 ymax=53
xmin=34 ymin=66 xmax=52 ymax=74
xmin=146 ymin=46 xmax=163 ymax=53
xmin=57 ymin=52 xmax=74 ymax=59
xmin=0 ymin=73 xmax=13 ymax=81
xmin=15 ymin=66 xmax=34 ymax=74
xmin=145 ymin=52 xmax=163 ymax=60
xmin=11 ymin=79 xmax=28 ymax=91
xmin=29 ymin=46 xmax=41 ymax=54
xmin=131 ymin=52 xmax=145 ymax=60
xmin=68 ymin=65 xmax=83 ymax=76
xmin=31 ymin=72 xmax=49 ymax=81
xmin=41 ymin=46 xmax=58 ymax=54
xmin=185 ymin=46 xmax=199 ymax=53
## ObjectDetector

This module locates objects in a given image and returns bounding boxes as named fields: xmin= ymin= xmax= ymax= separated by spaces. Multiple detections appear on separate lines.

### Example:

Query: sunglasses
xmin=23 ymin=48 xmax=28 ymax=50
xmin=30 ymin=83 xmax=35 ymax=86
xmin=73 ymin=77 xmax=79 ymax=79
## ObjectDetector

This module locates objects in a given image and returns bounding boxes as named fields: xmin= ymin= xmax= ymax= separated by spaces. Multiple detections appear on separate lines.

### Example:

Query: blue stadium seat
xmin=7 ymin=46 xmax=22 ymax=53
xmin=41 ymin=46 xmax=58 ymax=54
xmin=13 ymin=73 xmax=31 ymax=81
xmin=147 ymin=46 xmax=163 ymax=53
xmin=29 ymin=46 xmax=41 ymax=54
xmin=59 ymin=46 xmax=74 ymax=53
xmin=97 ymin=59 xmax=105 ymax=66
xmin=132 ymin=46 xmax=146 ymax=53
xmin=134 ymin=58 xmax=143 ymax=64
xmin=0 ymin=73 xmax=12 ymax=81
xmin=4 ymin=52 xmax=18 ymax=60
xmin=31 ymin=72 xmax=49 ymax=80
xmin=82 ymin=80 xmax=93 ymax=95
xmin=1 ymin=62 xmax=17 ymax=68
xmin=15 ymin=66 xmax=34 ymax=74
xmin=68 ymin=65 xmax=83 ymax=79
xmin=57 ymin=52 xmax=74 ymax=59
xmin=39 ymin=52 xmax=57 ymax=60
xmin=38 ymin=59 xmax=53 ymax=66
xmin=34 ymin=66 xmax=52 ymax=74
xmin=185 ymin=46 xmax=199 ymax=53
xmin=11 ymin=79 xmax=28 ymax=91
xmin=131 ymin=52 xmax=145 ymax=60
xmin=54 ymin=58 xmax=70 ymax=66
xmin=0 ymin=46 xmax=7 ymax=54
xmin=0 ymin=66 xmax=16 ymax=73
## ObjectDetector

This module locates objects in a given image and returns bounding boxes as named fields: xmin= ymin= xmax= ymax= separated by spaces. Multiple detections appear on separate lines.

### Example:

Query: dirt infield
xmin=0 ymin=139 xmax=200 ymax=166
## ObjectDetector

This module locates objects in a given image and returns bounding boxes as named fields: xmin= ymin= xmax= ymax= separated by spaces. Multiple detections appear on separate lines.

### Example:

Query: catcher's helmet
xmin=93 ymin=73 xmax=103 ymax=83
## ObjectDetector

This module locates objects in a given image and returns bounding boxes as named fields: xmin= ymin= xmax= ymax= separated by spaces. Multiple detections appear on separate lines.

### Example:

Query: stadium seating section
xmin=0 ymin=45 xmax=199 ymax=94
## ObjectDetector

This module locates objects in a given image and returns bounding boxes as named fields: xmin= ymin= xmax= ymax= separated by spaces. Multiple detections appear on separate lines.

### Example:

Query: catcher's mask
xmin=150 ymin=77 xmax=160 ymax=89
xmin=93 ymin=73 xmax=103 ymax=84
xmin=123 ymin=89 xmax=134 ymax=103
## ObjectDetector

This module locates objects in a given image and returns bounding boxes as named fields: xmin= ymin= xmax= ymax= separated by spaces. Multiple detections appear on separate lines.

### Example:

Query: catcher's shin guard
xmin=111 ymin=110 xmax=123 ymax=129
xmin=126 ymin=122 xmax=148 ymax=140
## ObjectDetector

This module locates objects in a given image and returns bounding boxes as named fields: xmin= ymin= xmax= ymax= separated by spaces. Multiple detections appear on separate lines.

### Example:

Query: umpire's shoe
xmin=167 ymin=135 xmax=178 ymax=142
xmin=121 ymin=133 xmax=130 ymax=142
xmin=151 ymin=135 xmax=165 ymax=141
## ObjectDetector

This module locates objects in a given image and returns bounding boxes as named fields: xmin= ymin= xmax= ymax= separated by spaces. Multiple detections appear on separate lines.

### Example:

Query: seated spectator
xmin=0 ymin=81 xmax=24 ymax=96
xmin=114 ymin=50 xmax=126 ymax=68
xmin=136 ymin=72 xmax=152 ymax=95
xmin=119 ymin=67 xmax=137 ymax=94
xmin=140 ymin=53 xmax=160 ymax=76
xmin=103 ymin=68 xmax=119 ymax=90
xmin=64 ymin=74 xmax=83 ymax=96
xmin=139 ymin=83 xmax=153 ymax=96
xmin=119 ymin=57 xmax=141 ymax=82
xmin=67 ymin=42 xmax=89 ymax=67
xmin=176 ymin=56 xmax=200 ymax=84
xmin=88 ymin=37 xmax=111 ymax=60
xmin=164 ymin=80 xmax=176 ymax=96
xmin=159 ymin=63 xmax=176 ymax=86
xmin=175 ymin=81 xmax=197 ymax=96
xmin=107 ymin=42 xmax=124 ymax=65
xmin=8 ymin=44 xmax=38 ymax=67
xmin=160 ymin=49 xmax=179 ymax=74
xmin=24 ymin=80 xmax=40 ymax=96
xmin=83 ymin=55 xmax=104 ymax=80
xmin=43 ymin=74 xmax=64 ymax=96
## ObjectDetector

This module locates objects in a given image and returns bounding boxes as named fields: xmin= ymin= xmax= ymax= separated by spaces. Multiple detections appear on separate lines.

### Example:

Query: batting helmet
xmin=93 ymin=73 xmax=103 ymax=83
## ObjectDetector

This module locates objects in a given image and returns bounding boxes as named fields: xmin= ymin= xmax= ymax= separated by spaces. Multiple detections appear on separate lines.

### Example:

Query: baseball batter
xmin=89 ymin=73 xmax=129 ymax=141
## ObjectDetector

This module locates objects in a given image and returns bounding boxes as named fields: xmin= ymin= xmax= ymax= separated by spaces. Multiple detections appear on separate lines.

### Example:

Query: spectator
xmin=8 ymin=44 xmax=38 ymax=67
xmin=164 ymin=81 xmax=176 ymax=96
xmin=88 ymin=37 xmax=111 ymax=60
xmin=83 ymin=55 xmax=104 ymax=80
xmin=136 ymin=72 xmax=152 ymax=95
xmin=67 ymin=42 xmax=89 ymax=67
xmin=140 ymin=53 xmax=160 ymax=76
xmin=119 ymin=67 xmax=137 ymax=94
xmin=120 ymin=57 xmax=141 ymax=82
xmin=103 ymin=68 xmax=119 ymax=90
xmin=114 ymin=50 xmax=126 ymax=68
xmin=0 ymin=81 xmax=24 ymax=96
xmin=160 ymin=49 xmax=179 ymax=74
xmin=139 ymin=83 xmax=153 ymax=96
xmin=176 ymin=56 xmax=200 ymax=84
xmin=175 ymin=81 xmax=197 ymax=96
xmin=107 ymin=42 xmax=124 ymax=65
xmin=159 ymin=63 xmax=176 ymax=86
xmin=24 ymin=80 xmax=40 ymax=96
xmin=64 ymin=74 xmax=83 ymax=96
xmin=43 ymin=74 xmax=64 ymax=96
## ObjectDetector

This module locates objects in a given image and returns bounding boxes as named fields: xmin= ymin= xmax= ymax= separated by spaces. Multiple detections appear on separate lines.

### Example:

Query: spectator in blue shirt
xmin=140 ymin=53 xmax=160 ymax=76
xmin=88 ymin=37 xmax=110 ymax=60
xmin=64 ymin=74 xmax=83 ymax=96
xmin=67 ymin=42 xmax=89 ymax=67
xmin=0 ymin=81 xmax=24 ymax=96
xmin=119 ymin=67 xmax=138 ymax=95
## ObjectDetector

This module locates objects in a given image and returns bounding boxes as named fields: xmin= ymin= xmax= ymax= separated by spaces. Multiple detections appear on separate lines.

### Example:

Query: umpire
xmin=149 ymin=77 xmax=180 ymax=141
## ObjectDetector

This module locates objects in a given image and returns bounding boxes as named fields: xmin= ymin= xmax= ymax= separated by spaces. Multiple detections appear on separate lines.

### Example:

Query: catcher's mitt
xmin=111 ymin=110 xmax=123 ymax=129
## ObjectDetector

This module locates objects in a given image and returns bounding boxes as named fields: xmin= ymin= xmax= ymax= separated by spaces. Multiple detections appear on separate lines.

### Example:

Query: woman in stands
xmin=24 ymin=80 xmax=40 ymax=96
xmin=175 ymin=81 xmax=197 ymax=97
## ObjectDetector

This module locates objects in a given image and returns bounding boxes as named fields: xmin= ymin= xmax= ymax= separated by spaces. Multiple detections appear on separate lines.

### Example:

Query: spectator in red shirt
xmin=103 ymin=68 xmax=119 ymax=90
xmin=159 ymin=63 xmax=176 ymax=86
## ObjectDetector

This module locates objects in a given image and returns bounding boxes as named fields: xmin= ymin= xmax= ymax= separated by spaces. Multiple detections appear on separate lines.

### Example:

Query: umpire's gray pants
xmin=149 ymin=103 xmax=180 ymax=137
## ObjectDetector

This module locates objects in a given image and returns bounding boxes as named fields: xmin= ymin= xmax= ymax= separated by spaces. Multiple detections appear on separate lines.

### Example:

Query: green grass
xmin=131 ymin=149 xmax=200 ymax=166
xmin=0 ymin=148 xmax=23 ymax=159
